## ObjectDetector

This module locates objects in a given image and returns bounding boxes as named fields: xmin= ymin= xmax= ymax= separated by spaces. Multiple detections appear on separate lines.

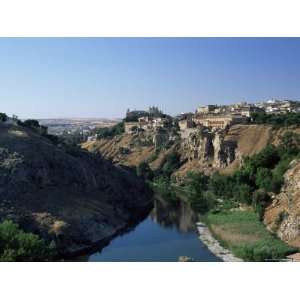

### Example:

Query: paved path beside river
xmin=196 ymin=222 xmax=243 ymax=262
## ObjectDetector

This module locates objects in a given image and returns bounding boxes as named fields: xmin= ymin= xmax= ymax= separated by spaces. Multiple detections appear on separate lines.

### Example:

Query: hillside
xmin=264 ymin=159 xmax=300 ymax=248
xmin=84 ymin=124 xmax=299 ymax=177
xmin=0 ymin=122 xmax=152 ymax=257
xmin=83 ymin=131 xmax=175 ymax=172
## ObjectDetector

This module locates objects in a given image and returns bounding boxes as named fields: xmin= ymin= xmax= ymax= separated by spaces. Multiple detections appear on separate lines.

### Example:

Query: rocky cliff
xmin=181 ymin=129 xmax=237 ymax=168
xmin=0 ymin=123 xmax=152 ymax=256
xmin=175 ymin=124 xmax=288 ymax=176
xmin=264 ymin=159 xmax=300 ymax=248
xmin=83 ymin=124 xmax=300 ymax=178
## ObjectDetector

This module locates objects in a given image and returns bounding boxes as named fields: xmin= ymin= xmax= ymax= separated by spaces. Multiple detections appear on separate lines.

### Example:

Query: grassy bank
xmin=205 ymin=209 xmax=296 ymax=261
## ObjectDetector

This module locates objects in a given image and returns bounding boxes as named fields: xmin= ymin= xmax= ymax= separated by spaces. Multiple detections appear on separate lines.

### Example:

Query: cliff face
xmin=83 ymin=124 xmax=298 ymax=179
xmin=264 ymin=160 xmax=300 ymax=247
xmin=182 ymin=129 xmax=237 ymax=168
xmin=0 ymin=123 xmax=152 ymax=256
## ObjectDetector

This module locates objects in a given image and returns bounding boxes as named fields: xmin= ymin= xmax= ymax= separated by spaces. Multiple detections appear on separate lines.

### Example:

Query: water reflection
xmin=150 ymin=197 xmax=198 ymax=233
xmin=85 ymin=195 xmax=219 ymax=261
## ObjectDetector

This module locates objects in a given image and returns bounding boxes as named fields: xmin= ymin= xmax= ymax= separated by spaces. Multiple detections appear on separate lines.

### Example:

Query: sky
xmin=1 ymin=38 xmax=300 ymax=119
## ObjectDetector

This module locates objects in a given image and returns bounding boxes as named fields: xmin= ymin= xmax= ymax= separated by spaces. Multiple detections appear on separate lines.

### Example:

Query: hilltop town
xmin=84 ymin=98 xmax=300 ymax=171
xmin=123 ymin=99 xmax=300 ymax=135
xmin=84 ymin=98 xmax=300 ymax=172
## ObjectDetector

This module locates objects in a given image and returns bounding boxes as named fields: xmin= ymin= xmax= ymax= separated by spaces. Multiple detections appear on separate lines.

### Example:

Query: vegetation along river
xmin=86 ymin=197 xmax=220 ymax=262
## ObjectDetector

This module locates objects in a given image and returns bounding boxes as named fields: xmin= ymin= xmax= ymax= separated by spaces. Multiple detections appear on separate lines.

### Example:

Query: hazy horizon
xmin=2 ymin=38 xmax=300 ymax=119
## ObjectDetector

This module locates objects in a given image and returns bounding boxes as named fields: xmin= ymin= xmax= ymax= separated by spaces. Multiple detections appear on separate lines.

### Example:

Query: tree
xmin=280 ymin=131 xmax=300 ymax=155
xmin=0 ymin=113 xmax=8 ymax=122
xmin=95 ymin=122 xmax=125 ymax=140
xmin=23 ymin=119 xmax=40 ymax=128
xmin=161 ymin=152 xmax=181 ymax=177
xmin=255 ymin=167 xmax=273 ymax=191
xmin=136 ymin=161 xmax=153 ymax=180
xmin=0 ymin=220 xmax=55 ymax=261
xmin=233 ymin=184 xmax=253 ymax=205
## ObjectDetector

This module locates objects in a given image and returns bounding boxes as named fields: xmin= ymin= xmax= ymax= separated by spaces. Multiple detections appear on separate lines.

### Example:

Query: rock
xmin=153 ymin=128 xmax=169 ymax=149
xmin=178 ymin=256 xmax=194 ymax=262
xmin=183 ymin=128 xmax=237 ymax=168
xmin=264 ymin=159 xmax=300 ymax=247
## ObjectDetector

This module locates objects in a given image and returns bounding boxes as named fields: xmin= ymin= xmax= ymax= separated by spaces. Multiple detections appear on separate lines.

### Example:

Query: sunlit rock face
xmin=264 ymin=160 xmax=300 ymax=247
xmin=184 ymin=129 xmax=237 ymax=168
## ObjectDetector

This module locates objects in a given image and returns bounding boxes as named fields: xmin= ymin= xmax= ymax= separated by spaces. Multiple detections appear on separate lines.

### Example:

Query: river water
xmin=87 ymin=197 xmax=220 ymax=262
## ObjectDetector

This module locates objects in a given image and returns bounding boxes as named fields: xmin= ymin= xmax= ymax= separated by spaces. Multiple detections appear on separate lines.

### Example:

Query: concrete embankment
xmin=196 ymin=222 xmax=243 ymax=262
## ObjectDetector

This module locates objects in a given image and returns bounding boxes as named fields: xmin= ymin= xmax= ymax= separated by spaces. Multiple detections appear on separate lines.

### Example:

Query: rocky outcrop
xmin=183 ymin=129 xmax=237 ymax=168
xmin=264 ymin=160 xmax=300 ymax=247
xmin=0 ymin=123 xmax=152 ymax=256
xmin=187 ymin=129 xmax=214 ymax=161
xmin=153 ymin=129 xmax=169 ymax=149
xmin=85 ymin=124 xmax=298 ymax=179
xmin=212 ymin=132 xmax=237 ymax=168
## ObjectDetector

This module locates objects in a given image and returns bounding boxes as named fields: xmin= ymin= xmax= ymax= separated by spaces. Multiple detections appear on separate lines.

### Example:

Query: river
xmin=87 ymin=197 xmax=220 ymax=262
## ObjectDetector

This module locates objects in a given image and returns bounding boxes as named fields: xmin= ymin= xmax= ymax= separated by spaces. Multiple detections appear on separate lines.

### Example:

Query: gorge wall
xmin=84 ymin=124 xmax=276 ymax=178
xmin=264 ymin=159 xmax=300 ymax=248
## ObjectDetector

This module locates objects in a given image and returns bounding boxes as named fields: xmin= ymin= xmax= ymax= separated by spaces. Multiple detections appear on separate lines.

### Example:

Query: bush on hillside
xmin=0 ymin=220 xmax=56 ymax=262
xmin=136 ymin=161 xmax=154 ymax=180
xmin=22 ymin=119 xmax=40 ymax=128
xmin=251 ymin=111 xmax=300 ymax=127
xmin=95 ymin=122 xmax=125 ymax=139
xmin=0 ymin=113 xmax=8 ymax=122
xmin=161 ymin=151 xmax=181 ymax=178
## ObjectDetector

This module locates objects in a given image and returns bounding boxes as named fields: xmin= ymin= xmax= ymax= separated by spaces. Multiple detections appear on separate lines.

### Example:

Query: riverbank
xmin=196 ymin=221 xmax=243 ymax=262
xmin=203 ymin=210 xmax=296 ymax=261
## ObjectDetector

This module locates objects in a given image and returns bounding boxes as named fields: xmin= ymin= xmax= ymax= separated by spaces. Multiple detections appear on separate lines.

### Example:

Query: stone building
xmin=193 ymin=114 xmax=248 ymax=129
xmin=196 ymin=105 xmax=217 ymax=114
xmin=124 ymin=122 xmax=139 ymax=133
xmin=178 ymin=118 xmax=194 ymax=130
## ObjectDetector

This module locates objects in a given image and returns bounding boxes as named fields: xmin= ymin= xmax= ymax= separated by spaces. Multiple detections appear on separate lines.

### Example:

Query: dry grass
xmin=206 ymin=209 xmax=295 ymax=261
xmin=210 ymin=224 xmax=261 ymax=244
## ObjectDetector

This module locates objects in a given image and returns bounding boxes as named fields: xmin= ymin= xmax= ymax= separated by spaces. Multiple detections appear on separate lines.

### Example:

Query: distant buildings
xmin=193 ymin=113 xmax=248 ymax=129
xmin=193 ymin=99 xmax=300 ymax=129
xmin=124 ymin=99 xmax=300 ymax=133
xmin=177 ymin=113 xmax=195 ymax=130
xmin=262 ymin=99 xmax=300 ymax=114
xmin=124 ymin=107 xmax=171 ymax=133
xmin=124 ymin=122 xmax=139 ymax=133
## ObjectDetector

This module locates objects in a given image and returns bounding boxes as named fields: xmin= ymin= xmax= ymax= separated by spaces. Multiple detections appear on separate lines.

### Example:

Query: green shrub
xmin=151 ymin=176 xmax=177 ymax=202
xmin=161 ymin=151 xmax=181 ymax=178
xmin=136 ymin=161 xmax=154 ymax=180
xmin=22 ymin=119 xmax=40 ymax=128
xmin=0 ymin=113 xmax=8 ymax=122
xmin=233 ymin=184 xmax=253 ymax=205
xmin=251 ymin=111 xmax=300 ymax=127
xmin=95 ymin=122 xmax=125 ymax=139
xmin=0 ymin=220 xmax=56 ymax=262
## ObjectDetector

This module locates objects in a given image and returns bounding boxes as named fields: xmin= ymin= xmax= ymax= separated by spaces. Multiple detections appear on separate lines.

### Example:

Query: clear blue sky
xmin=1 ymin=38 xmax=300 ymax=119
